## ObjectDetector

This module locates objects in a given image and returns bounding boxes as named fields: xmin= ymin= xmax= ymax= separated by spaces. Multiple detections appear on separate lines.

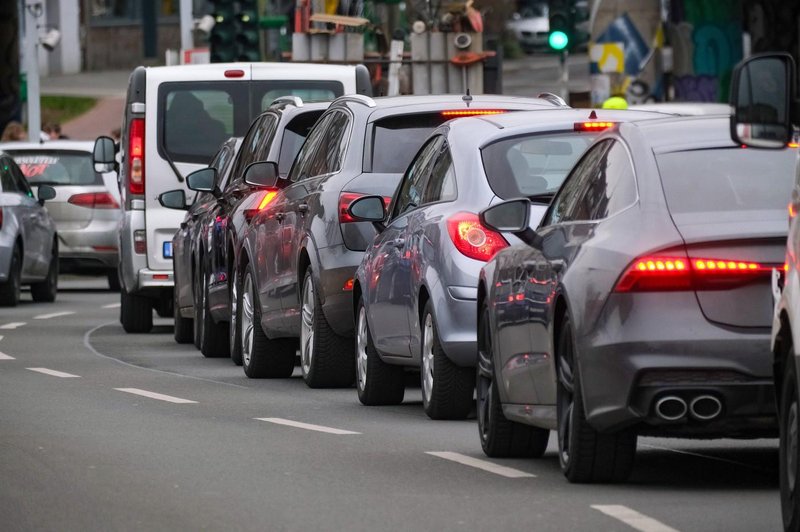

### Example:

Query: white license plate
xmin=163 ymin=242 xmax=173 ymax=259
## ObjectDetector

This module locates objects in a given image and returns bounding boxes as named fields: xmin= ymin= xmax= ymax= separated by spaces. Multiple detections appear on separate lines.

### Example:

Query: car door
xmin=6 ymin=158 xmax=49 ymax=276
xmin=367 ymin=136 xmax=441 ymax=356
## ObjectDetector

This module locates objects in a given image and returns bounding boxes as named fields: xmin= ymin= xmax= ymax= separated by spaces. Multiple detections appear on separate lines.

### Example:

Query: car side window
xmin=421 ymin=142 xmax=457 ymax=205
xmin=289 ymin=113 xmax=335 ymax=182
xmin=0 ymin=158 xmax=22 ymax=194
xmin=544 ymin=140 xmax=612 ymax=225
xmin=581 ymin=141 xmax=637 ymax=220
xmin=230 ymin=114 xmax=277 ymax=187
xmin=391 ymin=136 xmax=442 ymax=219
xmin=305 ymin=110 xmax=350 ymax=179
xmin=10 ymin=163 xmax=33 ymax=197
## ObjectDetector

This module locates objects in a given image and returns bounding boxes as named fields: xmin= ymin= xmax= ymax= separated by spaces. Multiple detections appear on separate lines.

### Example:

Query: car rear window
xmin=7 ymin=150 xmax=102 ymax=186
xmin=655 ymin=147 xmax=796 ymax=214
xmin=481 ymin=133 xmax=596 ymax=199
xmin=370 ymin=113 xmax=451 ymax=173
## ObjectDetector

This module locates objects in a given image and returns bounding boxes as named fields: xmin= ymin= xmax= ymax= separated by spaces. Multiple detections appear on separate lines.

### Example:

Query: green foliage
xmin=40 ymin=96 xmax=97 ymax=126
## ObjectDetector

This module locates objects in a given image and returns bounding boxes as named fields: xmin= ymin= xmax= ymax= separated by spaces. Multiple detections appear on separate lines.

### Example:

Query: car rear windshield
xmin=370 ymin=113 xmax=451 ymax=173
xmin=481 ymin=133 xmax=596 ymax=199
xmin=6 ymin=150 xmax=102 ymax=186
xmin=655 ymin=147 xmax=796 ymax=214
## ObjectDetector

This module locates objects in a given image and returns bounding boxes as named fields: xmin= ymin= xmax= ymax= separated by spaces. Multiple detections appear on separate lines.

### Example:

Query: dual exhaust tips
xmin=654 ymin=394 xmax=722 ymax=421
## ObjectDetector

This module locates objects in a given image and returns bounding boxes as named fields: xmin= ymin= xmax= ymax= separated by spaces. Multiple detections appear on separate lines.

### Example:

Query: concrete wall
xmin=84 ymin=23 xmax=181 ymax=71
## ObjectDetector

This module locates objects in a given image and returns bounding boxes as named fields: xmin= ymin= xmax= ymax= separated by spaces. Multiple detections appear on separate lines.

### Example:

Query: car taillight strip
xmin=128 ymin=118 xmax=145 ymax=195
xmin=441 ymin=110 xmax=507 ymax=117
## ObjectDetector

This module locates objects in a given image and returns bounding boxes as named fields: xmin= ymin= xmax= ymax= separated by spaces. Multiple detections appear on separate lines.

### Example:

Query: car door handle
xmin=276 ymin=212 xmax=285 ymax=222
xmin=297 ymin=203 xmax=309 ymax=214
xmin=550 ymin=259 xmax=565 ymax=272
xmin=390 ymin=238 xmax=405 ymax=248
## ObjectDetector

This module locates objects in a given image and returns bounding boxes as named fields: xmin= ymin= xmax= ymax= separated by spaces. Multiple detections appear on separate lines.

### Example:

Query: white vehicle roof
xmin=0 ymin=140 xmax=95 ymax=152
xmin=143 ymin=62 xmax=361 ymax=83
xmin=629 ymin=102 xmax=732 ymax=116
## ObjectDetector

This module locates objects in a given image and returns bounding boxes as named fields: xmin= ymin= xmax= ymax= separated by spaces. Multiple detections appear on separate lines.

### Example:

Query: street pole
xmin=23 ymin=0 xmax=41 ymax=143
xmin=179 ymin=0 xmax=193 ymax=52
xmin=560 ymin=49 xmax=569 ymax=104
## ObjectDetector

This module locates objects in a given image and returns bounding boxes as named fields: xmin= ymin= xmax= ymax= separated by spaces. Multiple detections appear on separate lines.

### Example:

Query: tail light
xmin=68 ymin=192 xmax=120 ymax=209
xmin=447 ymin=212 xmax=508 ymax=262
xmin=128 ymin=118 xmax=145 ymax=195
xmin=441 ymin=110 xmax=507 ymax=117
xmin=133 ymin=230 xmax=146 ymax=254
xmin=338 ymin=192 xmax=391 ymax=223
xmin=574 ymin=121 xmax=616 ymax=132
xmin=244 ymin=189 xmax=278 ymax=222
xmin=615 ymin=252 xmax=779 ymax=292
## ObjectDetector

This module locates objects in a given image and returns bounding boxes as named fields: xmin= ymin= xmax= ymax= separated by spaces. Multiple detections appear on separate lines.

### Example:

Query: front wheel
xmin=780 ymin=347 xmax=800 ymax=530
xmin=0 ymin=244 xmax=21 ymax=307
xmin=120 ymin=290 xmax=153 ymax=333
xmin=198 ymin=266 xmax=229 ymax=358
xmin=173 ymin=286 xmax=193 ymax=344
xmin=355 ymin=297 xmax=405 ymax=405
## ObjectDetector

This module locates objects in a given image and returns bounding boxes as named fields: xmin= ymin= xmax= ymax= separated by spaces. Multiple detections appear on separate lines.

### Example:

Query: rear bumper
xmin=138 ymin=268 xmax=174 ymax=289
xmin=434 ymin=285 xmax=478 ymax=367
xmin=317 ymin=245 xmax=362 ymax=337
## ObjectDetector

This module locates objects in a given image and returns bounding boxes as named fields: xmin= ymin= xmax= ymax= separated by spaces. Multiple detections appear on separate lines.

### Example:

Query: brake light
xmin=789 ymin=142 xmax=799 ymax=148
xmin=574 ymin=121 xmax=616 ymax=132
xmin=790 ymin=202 xmax=797 ymax=219
xmin=447 ymin=212 xmax=508 ymax=262
xmin=441 ymin=110 xmax=507 ymax=117
xmin=133 ymin=230 xmax=146 ymax=254
xmin=128 ymin=118 xmax=145 ymax=195
xmin=338 ymin=192 xmax=391 ymax=223
xmin=224 ymin=69 xmax=245 ymax=78
xmin=68 ymin=192 xmax=120 ymax=209
xmin=615 ymin=253 xmax=778 ymax=292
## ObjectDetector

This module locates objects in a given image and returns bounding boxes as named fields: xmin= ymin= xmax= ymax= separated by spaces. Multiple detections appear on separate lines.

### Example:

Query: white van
xmin=94 ymin=62 xmax=371 ymax=333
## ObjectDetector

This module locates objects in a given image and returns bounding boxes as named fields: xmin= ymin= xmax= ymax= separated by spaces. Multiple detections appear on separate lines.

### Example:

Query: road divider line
xmin=34 ymin=311 xmax=75 ymax=320
xmin=0 ymin=352 xmax=15 ymax=360
xmin=102 ymin=302 xmax=121 ymax=309
xmin=591 ymin=505 xmax=680 ymax=532
xmin=114 ymin=388 xmax=197 ymax=404
xmin=425 ymin=451 xmax=536 ymax=478
xmin=255 ymin=417 xmax=360 ymax=435
xmin=27 ymin=367 xmax=80 ymax=378
xmin=0 ymin=322 xmax=26 ymax=329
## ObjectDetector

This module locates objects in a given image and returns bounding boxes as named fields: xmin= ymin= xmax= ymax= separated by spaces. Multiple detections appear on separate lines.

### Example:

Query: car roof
xmin=629 ymin=102 xmax=732 ymax=116
xmin=621 ymin=115 xmax=736 ymax=153
xmin=0 ymin=140 xmax=95 ymax=152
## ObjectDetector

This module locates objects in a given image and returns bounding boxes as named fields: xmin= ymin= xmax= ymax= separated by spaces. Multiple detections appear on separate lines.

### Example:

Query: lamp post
xmin=23 ymin=0 xmax=42 ymax=143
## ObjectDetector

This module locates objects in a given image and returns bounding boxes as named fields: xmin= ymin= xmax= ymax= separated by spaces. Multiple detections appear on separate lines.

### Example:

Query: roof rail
xmin=537 ymin=92 xmax=569 ymax=107
xmin=270 ymin=96 xmax=304 ymax=108
xmin=336 ymin=94 xmax=377 ymax=108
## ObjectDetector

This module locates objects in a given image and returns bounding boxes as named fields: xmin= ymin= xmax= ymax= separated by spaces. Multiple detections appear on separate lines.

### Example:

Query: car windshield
xmin=481 ymin=132 xmax=596 ymax=200
xmin=6 ymin=150 xmax=102 ymax=186
xmin=655 ymin=147 xmax=796 ymax=214
xmin=370 ymin=113 xmax=453 ymax=173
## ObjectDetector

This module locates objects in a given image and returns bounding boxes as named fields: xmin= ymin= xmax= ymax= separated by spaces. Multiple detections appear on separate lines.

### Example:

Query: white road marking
xmin=0 ymin=335 xmax=5 ymax=341
xmin=0 ymin=351 xmax=15 ymax=360
xmin=425 ymin=451 xmax=536 ymax=478
xmin=591 ymin=505 xmax=680 ymax=532
xmin=114 ymin=388 xmax=197 ymax=404
xmin=27 ymin=367 xmax=80 ymax=378
xmin=255 ymin=417 xmax=360 ymax=435
xmin=0 ymin=322 xmax=26 ymax=329
xmin=34 ymin=311 xmax=75 ymax=320
xmin=102 ymin=302 xmax=121 ymax=309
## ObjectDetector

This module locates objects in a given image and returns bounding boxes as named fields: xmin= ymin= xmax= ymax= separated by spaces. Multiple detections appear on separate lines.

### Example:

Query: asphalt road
xmin=0 ymin=276 xmax=781 ymax=531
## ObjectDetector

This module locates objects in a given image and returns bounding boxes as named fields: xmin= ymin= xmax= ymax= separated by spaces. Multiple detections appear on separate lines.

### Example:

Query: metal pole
xmin=24 ymin=0 xmax=41 ymax=143
xmin=179 ymin=0 xmax=193 ymax=52
xmin=560 ymin=49 xmax=569 ymax=104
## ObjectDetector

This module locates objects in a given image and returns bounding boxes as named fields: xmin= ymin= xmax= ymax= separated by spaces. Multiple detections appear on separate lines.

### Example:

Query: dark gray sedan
xmin=477 ymin=115 xmax=797 ymax=482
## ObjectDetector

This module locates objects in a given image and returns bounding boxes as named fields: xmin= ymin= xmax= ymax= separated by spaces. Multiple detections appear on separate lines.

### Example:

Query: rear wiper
xmin=527 ymin=192 xmax=554 ymax=204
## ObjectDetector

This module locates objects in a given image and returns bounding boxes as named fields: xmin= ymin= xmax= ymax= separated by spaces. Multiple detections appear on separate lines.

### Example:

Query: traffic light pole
xmin=23 ymin=0 xmax=41 ymax=143
xmin=560 ymin=50 xmax=569 ymax=104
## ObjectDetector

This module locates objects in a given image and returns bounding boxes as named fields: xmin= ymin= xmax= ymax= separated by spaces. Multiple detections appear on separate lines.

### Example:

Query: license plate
xmin=163 ymin=241 xmax=173 ymax=259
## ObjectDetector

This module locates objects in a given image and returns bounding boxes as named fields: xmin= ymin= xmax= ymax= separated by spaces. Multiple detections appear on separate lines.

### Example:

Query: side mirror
xmin=480 ymin=198 xmax=540 ymax=247
xmin=348 ymin=195 xmax=386 ymax=222
xmin=159 ymin=189 xmax=188 ymax=210
xmin=244 ymin=161 xmax=279 ymax=188
xmin=93 ymin=135 xmax=116 ymax=173
xmin=186 ymin=168 xmax=217 ymax=192
xmin=730 ymin=53 xmax=796 ymax=148
xmin=37 ymin=184 xmax=56 ymax=205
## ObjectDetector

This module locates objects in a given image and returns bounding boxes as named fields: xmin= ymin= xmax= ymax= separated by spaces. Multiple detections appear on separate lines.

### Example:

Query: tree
xmin=0 ymin=1 xmax=20 ymax=134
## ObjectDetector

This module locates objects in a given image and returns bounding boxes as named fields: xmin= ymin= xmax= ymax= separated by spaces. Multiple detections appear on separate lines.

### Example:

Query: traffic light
xmin=548 ymin=0 xmax=573 ymax=52
xmin=235 ymin=0 xmax=261 ymax=62
xmin=210 ymin=0 xmax=236 ymax=62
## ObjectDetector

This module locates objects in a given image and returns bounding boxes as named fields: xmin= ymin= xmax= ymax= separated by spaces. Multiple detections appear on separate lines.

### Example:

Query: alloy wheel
xmin=230 ymin=270 xmax=238 ymax=349
xmin=356 ymin=305 xmax=368 ymax=392
xmin=241 ymin=273 xmax=255 ymax=368
xmin=421 ymin=313 xmax=435 ymax=404
xmin=300 ymin=276 xmax=315 ymax=376
xmin=557 ymin=332 xmax=576 ymax=467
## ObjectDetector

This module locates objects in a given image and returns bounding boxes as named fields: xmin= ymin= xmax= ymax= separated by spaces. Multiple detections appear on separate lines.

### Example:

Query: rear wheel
xmin=173 ymin=287 xmax=193 ymax=344
xmin=229 ymin=267 xmax=243 ymax=366
xmin=477 ymin=304 xmax=549 ymax=458
xmin=420 ymin=301 xmax=475 ymax=420
xmin=31 ymin=240 xmax=58 ymax=303
xmin=120 ymin=289 xmax=153 ymax=333
xmin=780 ymin=347 xmax=800 ymax=530
xmin=557 ymin=315 xmax=636 ymax=483
xmin=198 ymin=265 xmax=228 ymax=357
xmin=240 ymin=265 xmax=295 ymax=378
xmin=0 ymin=244 xmax=21 ymax=307
xmin=355 ymin=297 xmax=405 ymax=406
xmin=299 ymin=269 xmax=354 ymax=388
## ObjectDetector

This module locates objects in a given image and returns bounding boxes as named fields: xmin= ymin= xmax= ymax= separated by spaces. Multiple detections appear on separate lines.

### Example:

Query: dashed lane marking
xmin=255 ymin=417 xmax=360 ymax=435
xmin=114 ymin=388 xmax=197 ymax=404
xmin=0 ymin=322 xmax=26 ymax=329
xmin=425 ymin=451 xmax=536 ymax=478
xmin=34 ymin=311 xmax=75 ymax=320
xmin=0 ymin=352 xmax=14 ymax=360
xmin=102 ymin=303 xmax=121 ymax=309
xmin=591 ymin=505 xmax=680 ymax=532
xmin=27 ymin=367 xmax=80 ymax=378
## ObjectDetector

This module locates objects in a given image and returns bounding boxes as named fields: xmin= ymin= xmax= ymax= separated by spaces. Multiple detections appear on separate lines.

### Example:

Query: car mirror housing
xmin=244 ymin=161 xmax=279 ymax=188
xmin=159 ymin=189 xmax=188 ymax=210
xmin=37 ymin=184 xmax=56 ymax=205
xmin=93 ymin=135 xmax=116 ymax=173
xmin=186 ymin=168 xmax=217 ymax=192
xmin=480 ymin=198 xmax=541 ymax=247
xmin=348 ymin=196 xmax=386 ymax=222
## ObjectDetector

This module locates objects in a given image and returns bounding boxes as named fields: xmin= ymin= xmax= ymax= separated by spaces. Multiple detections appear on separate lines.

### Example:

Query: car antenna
xmin=463 ymin=89 xmax=473 ymax=107
xmin=589 ymin=110 xmax=598 ymax=119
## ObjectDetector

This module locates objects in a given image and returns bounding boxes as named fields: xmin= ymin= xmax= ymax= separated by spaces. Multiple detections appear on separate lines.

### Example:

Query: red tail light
xmin=615 ymin=253 xmax=778 ymax=293
xmin=447 ymin=212 xmax=508 ymax=262
xmin=574 ymin=121 xmax=616 ymax=132
xmin=128 ymin=118 xmax=145 ymax=195
xmin=338 ymin=192 xmax=391 ymax=223
xmin=68 ymin=192 xmax=120 ymax=209
xmin=441 ymin=110 xmax=507 ymax=117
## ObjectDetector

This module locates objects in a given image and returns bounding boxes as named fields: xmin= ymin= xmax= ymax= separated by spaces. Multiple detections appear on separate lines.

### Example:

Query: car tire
xmin=240 ymin=264 xmax=295 ymax=378
xmin=420 ymin=300 xmax=475 ymax=420
xmin=193 ymin=267 xmax=202 ymax=349
xmin=229 ymin=267 xmax=243 ymax=366
xmin=477 ymin=304 xmax=549 ymax=458
xmin=107 ymin=268 xmax=121 ymax=292
xmin=198 ymin=266 xmax=229 ymax=358
xmin=299 ymin=269 xmax=354 ymax=388
xmin=120 ymin=289 xmax=153 ymax=333
xmin=557 ymin=315 xmax=636 ymax=483
xmin=30 ymin=242 xmax=58 ymax=303
xmin=0 ymin=244 xmax=22 ymax=307
xmin=780 ymin=346 xmax=800 ymax=530
xmin=173 ymin=288 xmax=193 ymax=344
xmin=355 ymin=296 xmax=405 ymax=406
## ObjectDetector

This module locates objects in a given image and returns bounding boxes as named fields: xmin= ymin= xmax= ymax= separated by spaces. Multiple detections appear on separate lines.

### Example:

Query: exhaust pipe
xmin=689 ymin=395 xmax=722 ymax=421
xmin=654 ymin=396 xmax=688 ymax=421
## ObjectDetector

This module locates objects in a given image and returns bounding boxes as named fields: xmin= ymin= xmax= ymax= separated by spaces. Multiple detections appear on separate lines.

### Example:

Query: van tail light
xmin=133 ymin=230 xmax=146 ymax=254
xmin=244 ymin=189 xmax=278 ymax=222
xmin=68 ymin=192 xmax=120 ymax=209
xmin=614 ymin=252 xmax=778 ymax=292
xmin=338 ymin=192 xmax=391 ymax=223
xmin=447 ymin=212 xmax=508 ymax=262
xmin=128 ymin=118 xmax=145 ymax=195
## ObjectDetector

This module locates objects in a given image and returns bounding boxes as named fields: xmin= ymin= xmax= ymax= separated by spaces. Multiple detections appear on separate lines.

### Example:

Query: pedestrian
xmin=53 ymin=123 xmax=68 ymax=139
xmin=1 ymin=121 xmax=26 ymax=141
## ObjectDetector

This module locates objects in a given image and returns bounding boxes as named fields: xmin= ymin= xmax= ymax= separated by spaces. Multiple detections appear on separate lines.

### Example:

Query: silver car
xmin=0 ymin=151 xmax=58 ymax=306
xmin=1 ymin=141 xmax=122 ymax=290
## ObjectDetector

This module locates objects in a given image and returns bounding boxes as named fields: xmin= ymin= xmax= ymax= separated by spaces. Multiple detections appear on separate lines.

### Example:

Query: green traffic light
xmin=549 ymin=30 xmax=569 ymax=51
